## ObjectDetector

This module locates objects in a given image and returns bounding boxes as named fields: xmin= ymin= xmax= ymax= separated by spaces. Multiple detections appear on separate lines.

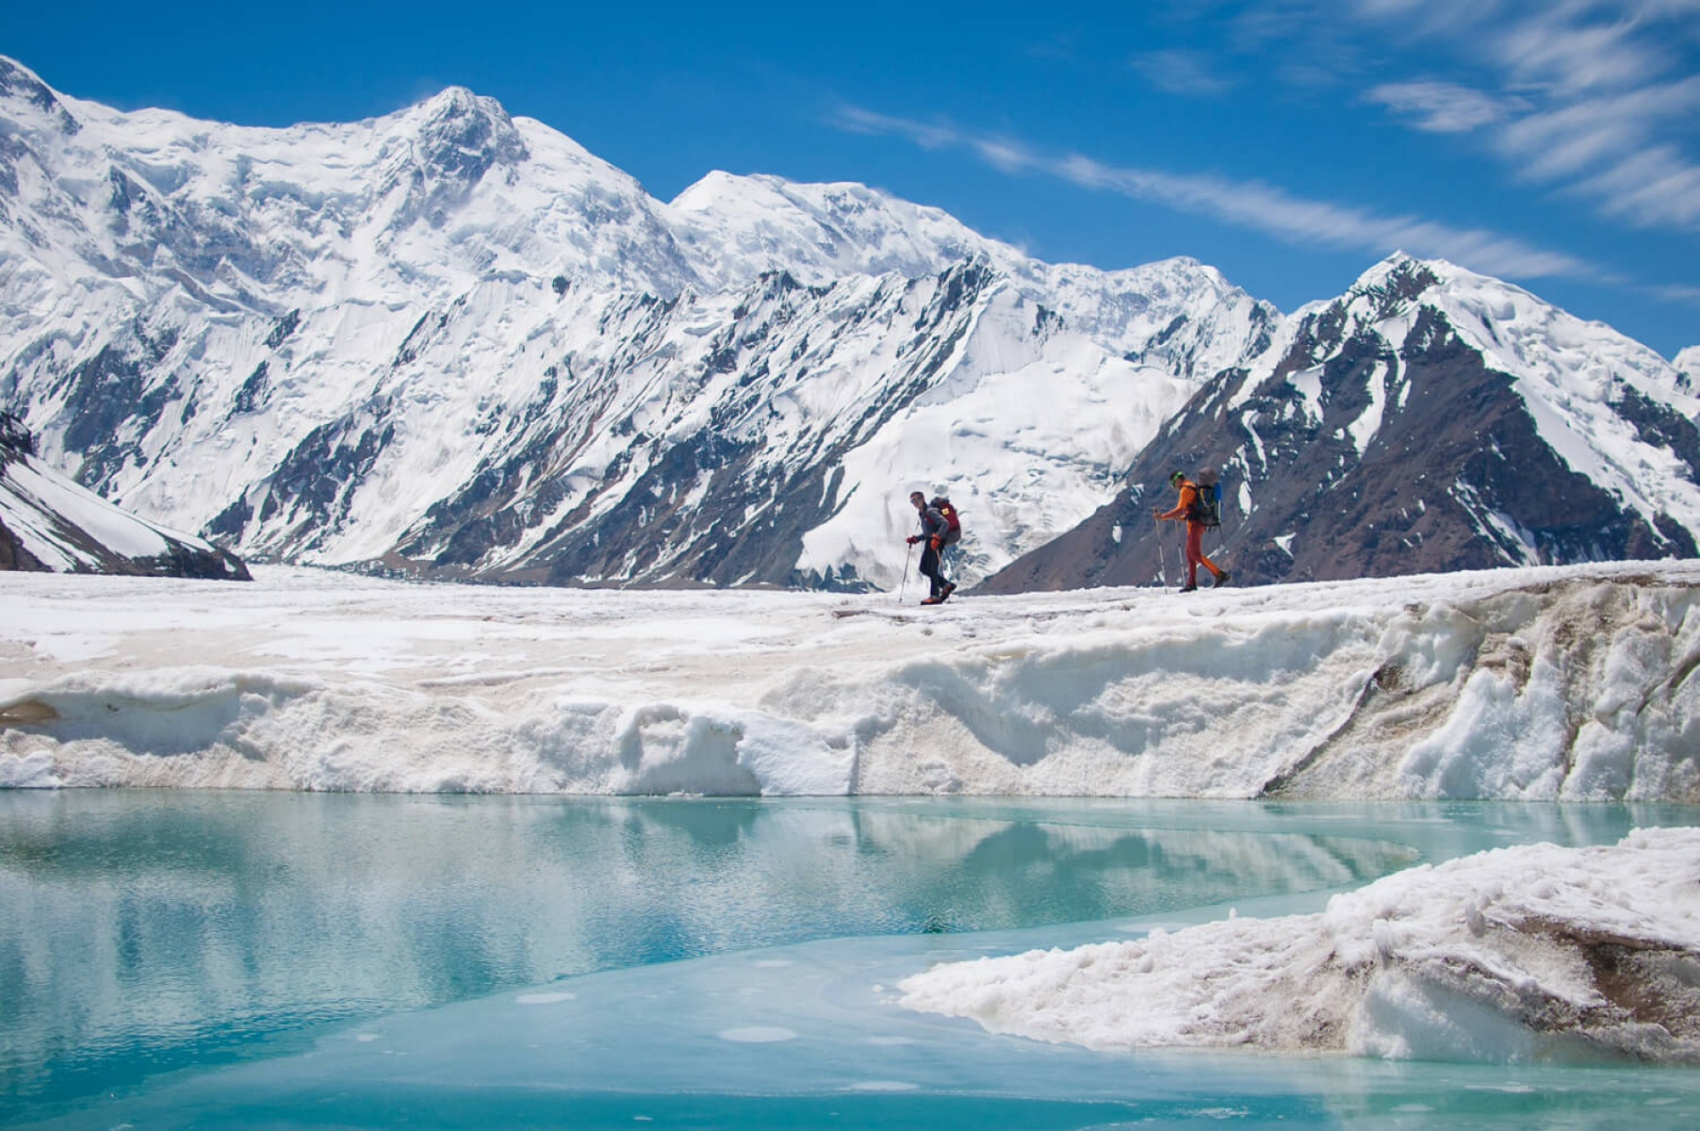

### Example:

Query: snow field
xmin=3 ymin=559 xmax=1699 ymax=799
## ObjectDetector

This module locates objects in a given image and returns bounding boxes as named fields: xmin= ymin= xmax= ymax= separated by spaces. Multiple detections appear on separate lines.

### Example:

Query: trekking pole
xmin=1155 ymin=516 xmax=1168 ymax=591
xmin=899 ymin=541 xmax=914 ymax=604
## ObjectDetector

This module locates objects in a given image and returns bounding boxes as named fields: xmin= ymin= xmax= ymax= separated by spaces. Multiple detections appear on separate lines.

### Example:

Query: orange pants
xmin=1185 ymin=522 xmax=1222 ymax=587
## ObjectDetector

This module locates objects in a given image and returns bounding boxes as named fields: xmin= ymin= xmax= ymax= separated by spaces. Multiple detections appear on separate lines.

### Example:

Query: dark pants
xmin=918 ymin=544 xmax=947 ymax=598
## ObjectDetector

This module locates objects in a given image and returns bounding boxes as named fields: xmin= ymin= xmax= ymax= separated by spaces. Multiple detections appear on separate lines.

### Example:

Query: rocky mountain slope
xmin=0 ymin=57 xmax=1271 ymax=590
xmin=984 ymin=257 xmax=1700 ymax=591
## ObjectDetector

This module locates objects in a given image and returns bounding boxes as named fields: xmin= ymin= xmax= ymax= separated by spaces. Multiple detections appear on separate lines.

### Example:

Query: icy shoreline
xmin=3 ymin=560 xmax=1699 ymax=799
xmin=899 ymin=828 xmax=1700 ymax=1066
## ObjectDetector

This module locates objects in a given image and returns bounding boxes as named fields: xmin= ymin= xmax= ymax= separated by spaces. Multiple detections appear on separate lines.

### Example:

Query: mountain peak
xmin=426 ymin=84 xmax=477 ymax=104
xmin=404 ymin=84 xmax=529 ymax=181
xmin=1350 ymin=250 xmax=1452 ymax=294
xmin=669 ymin=168 xmax=989 ymax=288
xmin=0 ymin=56 xmax=77 ymax=134
xmin=0 ymin=55 xmax=50 ymax=100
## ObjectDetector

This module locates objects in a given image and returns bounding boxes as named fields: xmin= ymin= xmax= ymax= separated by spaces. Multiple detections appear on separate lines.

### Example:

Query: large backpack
xmin=930 ymin=496 xmax=963 ymax=545
xmin=1191 ymin=469 xmax=1222 ymax=528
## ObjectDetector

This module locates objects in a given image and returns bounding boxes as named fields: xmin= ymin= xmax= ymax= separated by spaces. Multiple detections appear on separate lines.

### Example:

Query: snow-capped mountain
xmin=0 ymin=411 xmax=248 ymax=577
xmin=985 ymin=256 xmax=1700 ymax=592
xmin=0 ymin=57 xmax=1273 ymax=590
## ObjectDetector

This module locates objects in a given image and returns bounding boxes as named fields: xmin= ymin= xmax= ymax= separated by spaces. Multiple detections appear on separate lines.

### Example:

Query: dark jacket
xmin=915 ymin=505 xmax=948 ymax=544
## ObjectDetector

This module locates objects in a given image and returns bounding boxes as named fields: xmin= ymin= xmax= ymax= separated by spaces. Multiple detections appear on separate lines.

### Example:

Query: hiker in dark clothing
xmin=1155 ymin=470 xmax=1229 ymax=592
xmin=907 ymin=490 xmax=955 ymax=605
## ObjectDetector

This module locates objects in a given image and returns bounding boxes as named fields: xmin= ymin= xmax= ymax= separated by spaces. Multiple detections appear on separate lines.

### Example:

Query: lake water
xmin=3 ymin=791 xmax=1698 ymax=1129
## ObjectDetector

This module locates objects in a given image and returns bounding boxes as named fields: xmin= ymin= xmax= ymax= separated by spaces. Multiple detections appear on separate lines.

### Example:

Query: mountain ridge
xmin=0 ymin=410 xmax=249 ymax=578
xmin=982 ymin=255 xmax=1700 ymax=592
xmin=0 ymin=55 xmax=1274 ymax=588
xmin=1 ymin=56 xmax=1693 ymax=590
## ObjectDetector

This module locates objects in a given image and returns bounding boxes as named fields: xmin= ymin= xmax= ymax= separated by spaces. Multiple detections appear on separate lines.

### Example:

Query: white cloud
xmin=1649 ymin=281 xmax=1700 ymax=308
xmin=1494 ymin=5 xmax=1674 ymax=95
xmin=835 ymin=106 xmax=959 ymax=151
xmin=1364 ymin=81 xmax=1525 ymax=132
xmin=1492 ymin=75 xmax=1700 ymax=224
xmin=1573 ymin=145 xmax=1700 ymax=228
xmin=833 ymin=106 xmax=1606 ymax=283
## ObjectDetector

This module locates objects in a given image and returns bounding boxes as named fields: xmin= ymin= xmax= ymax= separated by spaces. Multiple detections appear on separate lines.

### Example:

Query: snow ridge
xmin=0 ymin=411 xmax=247 ymax=578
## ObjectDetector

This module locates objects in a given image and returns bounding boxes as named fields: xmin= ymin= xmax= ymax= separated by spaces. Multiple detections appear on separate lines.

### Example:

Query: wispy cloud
xmin=1130 ymin=50 xmax=1235 ymax=97
xmin=1336 ymin=0 xmax=1700 ymax=231
xmin=833 ymin=105 xmax=1606 ymax=282
xmin=1364 ymin=81 xmax=1527 ymax=132
xmin=1648 ymin=281 xmax=1700 ymax=308
xmin=1574 ymin=145 xmax=1700 ymax=228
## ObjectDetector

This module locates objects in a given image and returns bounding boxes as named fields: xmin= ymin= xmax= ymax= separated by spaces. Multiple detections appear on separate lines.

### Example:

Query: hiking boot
xmin=921 ymin=596 xmax=943 ymax=605
xmin=1212 ymin=570 xmax=1231 ymax=589
xmin=940 ymin=582 xmax=956 ymax=602
xmin=1180 ymin=583 xmax=1197 ymax=593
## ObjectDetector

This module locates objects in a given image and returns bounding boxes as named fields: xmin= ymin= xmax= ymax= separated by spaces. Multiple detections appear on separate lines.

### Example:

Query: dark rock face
xmin=0 ymin=509 xmax=49 ymax=571
xmin=984 ymin=279 xmax=1698 ymax=594
xmin=0 ymin=409 xmax=33 ymax=455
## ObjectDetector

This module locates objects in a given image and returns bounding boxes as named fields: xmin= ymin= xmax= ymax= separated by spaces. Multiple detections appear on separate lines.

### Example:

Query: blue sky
xmin=5 ymin=0 xmax=1697 ymax=356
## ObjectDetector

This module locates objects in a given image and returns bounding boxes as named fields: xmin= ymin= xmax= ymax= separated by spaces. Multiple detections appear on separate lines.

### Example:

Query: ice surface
xmin=3 ymin=559 xmax=1699 ymax=800
xmin=900 ymin=828 xmax=1700 ymax=1065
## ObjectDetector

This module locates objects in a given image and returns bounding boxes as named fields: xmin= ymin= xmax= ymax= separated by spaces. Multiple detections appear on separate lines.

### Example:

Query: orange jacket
xmin=1158 ymin=480 xmax=1202 ymax=524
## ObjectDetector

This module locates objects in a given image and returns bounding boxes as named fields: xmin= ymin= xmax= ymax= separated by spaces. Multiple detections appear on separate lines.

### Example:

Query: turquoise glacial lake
xmin=3 ymin=791 xmax=1699 ymax=1129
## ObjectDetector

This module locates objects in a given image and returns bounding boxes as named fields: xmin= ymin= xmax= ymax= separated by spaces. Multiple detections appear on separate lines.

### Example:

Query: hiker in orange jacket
xmin=1155 ymin=470 xmax=1229 ymax=592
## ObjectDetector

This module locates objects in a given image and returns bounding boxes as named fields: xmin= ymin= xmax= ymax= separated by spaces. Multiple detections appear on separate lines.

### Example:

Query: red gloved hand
xmin=929 ymin=537 xmax=942 ymax=551
xmin=906 ymin=535 xmax=920 ymax=545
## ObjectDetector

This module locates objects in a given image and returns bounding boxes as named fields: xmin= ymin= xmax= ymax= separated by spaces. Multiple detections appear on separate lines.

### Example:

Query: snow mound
xmin=899 ymin=828 xmax=1700 ymax=1065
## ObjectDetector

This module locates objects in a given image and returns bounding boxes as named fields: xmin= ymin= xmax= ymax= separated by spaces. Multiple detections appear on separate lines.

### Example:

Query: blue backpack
xmin=1192 ymin=470 xmax=1222 ymax=528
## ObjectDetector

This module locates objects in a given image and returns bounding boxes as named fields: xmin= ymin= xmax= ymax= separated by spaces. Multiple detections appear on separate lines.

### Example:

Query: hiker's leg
xmin=920 ymin=545 xmax=944 ymax=597
xmin=1185 ymin=523 xmax=1204 ymax=588
xmin=1192 ymin=522 xmax=1224 ymax=580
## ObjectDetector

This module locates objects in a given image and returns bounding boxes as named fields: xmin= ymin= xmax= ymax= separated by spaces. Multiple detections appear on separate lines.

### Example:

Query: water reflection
xmin=0 ymin=791 xmax=1683 ymax=1119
